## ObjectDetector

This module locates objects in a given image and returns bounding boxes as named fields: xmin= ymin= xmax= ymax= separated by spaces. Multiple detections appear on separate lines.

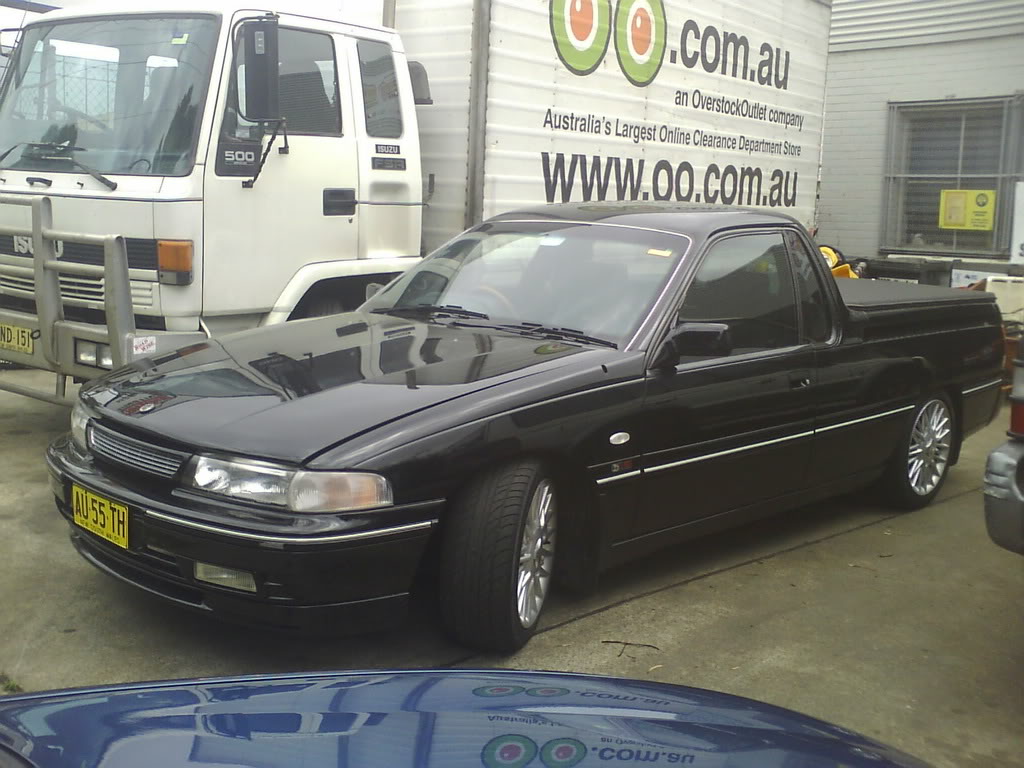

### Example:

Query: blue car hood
xmin=0 ymin=670 xmax=929 ymax=768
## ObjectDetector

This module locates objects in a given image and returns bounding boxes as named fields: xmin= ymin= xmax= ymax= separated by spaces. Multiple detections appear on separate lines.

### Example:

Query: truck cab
xmin=0 ymin=0 xmax=426 ymax=393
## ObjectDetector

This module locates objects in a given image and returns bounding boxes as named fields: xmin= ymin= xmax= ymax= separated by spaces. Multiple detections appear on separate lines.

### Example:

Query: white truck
xmin=0 ymin=0 xmax=831 ymax=403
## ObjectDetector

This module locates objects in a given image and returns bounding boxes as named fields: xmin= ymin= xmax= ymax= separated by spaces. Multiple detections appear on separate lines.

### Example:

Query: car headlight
xmin=187 ymin=455 xmax=392 ymax=513
xmin=70 ymin=400 xmax=91 ymax=451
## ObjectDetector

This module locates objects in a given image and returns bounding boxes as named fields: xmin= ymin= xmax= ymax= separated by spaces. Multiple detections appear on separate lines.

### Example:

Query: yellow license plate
xmin=0 ymin=322 xmax=33 ymax=355
xmin=72 ymin=484 xmax=129 ymax=550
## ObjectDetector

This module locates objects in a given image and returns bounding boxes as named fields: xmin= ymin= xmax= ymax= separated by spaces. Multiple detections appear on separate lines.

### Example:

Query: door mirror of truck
xmin=239 ymin=16 xmax=280 ymax=123
xmin=652 ymin=322 xmax=732 ymax=369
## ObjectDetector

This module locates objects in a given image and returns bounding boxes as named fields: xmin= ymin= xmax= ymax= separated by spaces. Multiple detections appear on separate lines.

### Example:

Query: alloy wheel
xmin=907 ymin=399 xmax=952 ymax=496
xmin=516 ymin=479 xmax=556 ymax=627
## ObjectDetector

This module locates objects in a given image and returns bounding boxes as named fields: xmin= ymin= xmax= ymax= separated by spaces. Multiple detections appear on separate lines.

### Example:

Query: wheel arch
xmin=260 ymin=258 xmax=419 ymax=325
xmin=289 ymin=274 xmax=396 ymax=319
xmin=439 ymin=447 xmax=603 ymax=595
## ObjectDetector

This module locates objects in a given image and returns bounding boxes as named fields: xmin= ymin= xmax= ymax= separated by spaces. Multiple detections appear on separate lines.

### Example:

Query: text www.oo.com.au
xmin=541 ymin=152 xmax=799 ymax=208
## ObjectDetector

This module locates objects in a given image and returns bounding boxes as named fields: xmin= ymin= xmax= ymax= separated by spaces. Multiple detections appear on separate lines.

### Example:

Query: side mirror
xmin=651 ymin=322 xmax=732 ymax=369
xmin=240 ymin=16 xmax=279 ymax=123
xmin=365 ymin=282 xmax=385 ymax=301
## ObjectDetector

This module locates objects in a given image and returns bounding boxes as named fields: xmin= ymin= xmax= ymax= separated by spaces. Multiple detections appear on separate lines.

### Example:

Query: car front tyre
xmin=879 ymin=394 xmax=956 ymax=510
xmin=440 ymin=460 xmax=557 ymax=652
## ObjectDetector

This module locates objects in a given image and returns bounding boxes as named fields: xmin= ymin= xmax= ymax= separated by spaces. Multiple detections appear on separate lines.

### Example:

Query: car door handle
xmin=323 ymin=188 xmax=357 ymax=216
xmin=790 ymin=374 xmax=812 ymax=390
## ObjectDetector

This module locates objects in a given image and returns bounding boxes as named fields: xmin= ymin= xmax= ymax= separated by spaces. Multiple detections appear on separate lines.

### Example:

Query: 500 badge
xmin=550 ymin=0 xmax=667 ymax=86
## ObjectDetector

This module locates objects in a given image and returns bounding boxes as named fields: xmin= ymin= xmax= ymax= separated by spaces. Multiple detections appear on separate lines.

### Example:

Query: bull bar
xmin=0 ymin=194 xmax=135 ymax=405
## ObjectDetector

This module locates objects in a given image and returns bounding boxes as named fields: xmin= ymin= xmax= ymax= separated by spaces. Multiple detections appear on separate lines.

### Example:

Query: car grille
xmin=88 ymin=422 xmax=191 ymax=480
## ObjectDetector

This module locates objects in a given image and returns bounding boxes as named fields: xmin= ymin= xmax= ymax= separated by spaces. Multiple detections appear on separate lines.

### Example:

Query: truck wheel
xmin=878 ymin=394 xmax=956 ymax=510
xmin=440 ymin=460 xmax=557 ymax=652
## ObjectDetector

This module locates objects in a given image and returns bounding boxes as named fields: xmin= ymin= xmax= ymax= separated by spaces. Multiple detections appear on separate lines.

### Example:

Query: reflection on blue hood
xmin=0 ymin=670 xmax=929 ymax=768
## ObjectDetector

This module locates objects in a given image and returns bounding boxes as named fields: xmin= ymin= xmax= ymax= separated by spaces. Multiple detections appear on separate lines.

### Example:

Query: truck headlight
xmin=70 ymin=400 xmax=91 ymax=451
xmin=186 ymin=455 xmax=392 ymax=513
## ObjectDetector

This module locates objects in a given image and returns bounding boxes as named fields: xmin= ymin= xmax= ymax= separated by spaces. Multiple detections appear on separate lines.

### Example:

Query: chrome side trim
xmin=962 ymin=379 xmax=1003 ymax=396
xmin=596 ymin=404 xmax=920 ymax=485
xmin=596 ymin=470 xmax=642 ymax=485
xmin=144 ymin=511 xmax=436 ymax=544
xmin=645 ymin=430 xmax=816 ymax=475
xmin=815 ymin=405 xmax=916 ymax=434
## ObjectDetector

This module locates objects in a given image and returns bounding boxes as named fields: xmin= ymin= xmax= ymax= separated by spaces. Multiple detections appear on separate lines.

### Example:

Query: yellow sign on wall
xmin=939 ymin=189 xmax=996 ymax=231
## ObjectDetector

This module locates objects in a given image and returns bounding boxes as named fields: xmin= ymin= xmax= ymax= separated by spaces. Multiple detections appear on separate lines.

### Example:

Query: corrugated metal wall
xmin=830 ymin=0 xmax=1024 ymax=51
xmin=395 ymin=0 xmax=475 ymax=252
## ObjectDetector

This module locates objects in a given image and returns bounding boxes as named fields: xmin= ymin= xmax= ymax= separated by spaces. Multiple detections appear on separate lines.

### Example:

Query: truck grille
xmin=0 ymin=292 xmax=166 ymax=330
xmin=0 ymin=234 xmax=159 ymax=271
xmin=88 ymin=422 xmax=191 ymax=480
xmin=0 ymin=272 xmax=154 ymax=306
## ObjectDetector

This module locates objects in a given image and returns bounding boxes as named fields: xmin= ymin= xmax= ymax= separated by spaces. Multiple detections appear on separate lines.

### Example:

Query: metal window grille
xmin=882 ymin=95 xmax=1023 ymax=257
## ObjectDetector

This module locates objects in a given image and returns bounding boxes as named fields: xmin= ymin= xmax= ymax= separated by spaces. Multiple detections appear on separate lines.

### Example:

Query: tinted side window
xmin=278 ymin=29 xmax=340 ymax=134
xmin=225 ymin=28 xmax=340 ymax=139
xmin=357 ymin=39 xmax=402 ymax=138
xmin=784 ymin=230 xmax=832 ymax=343
xmin=679 ymin=233 xmax=799 ymax=353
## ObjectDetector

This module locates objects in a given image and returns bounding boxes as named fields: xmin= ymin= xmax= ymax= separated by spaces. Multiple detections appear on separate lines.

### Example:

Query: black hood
xmin=81 ymin=312 xmax=614 ymax=462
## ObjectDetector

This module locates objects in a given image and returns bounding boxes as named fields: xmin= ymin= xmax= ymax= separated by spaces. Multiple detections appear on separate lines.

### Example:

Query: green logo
xmin=541 ymin=738 xmax=587 ymax=768
xmin=550 ymin=0 xmax=613 ymax=76
xmin=976 ymin=193 xmax=989 ymax=207
xmin=613 ymin=0 xmax=667 ymax=86
xmin=482 ymin=735 xmax=539 ymax=768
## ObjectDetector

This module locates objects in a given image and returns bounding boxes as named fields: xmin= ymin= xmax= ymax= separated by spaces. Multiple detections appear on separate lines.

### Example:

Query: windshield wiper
xmin=0 ymin=142 xmax=117 ymax=190
xmin=496 ymin=322 xmax=618 ymax=349
xmin=42 ymin=147 xmax=117 ymax=191
xmin=454 ymin=320 xmax=618 ymax=349
xmin=371 ymin=306 xmax=616 ymax=348
xmin=371 ymin=304 xmax=490 ymax=320
xmin=63 ymin=155 xmax=117 ymax=191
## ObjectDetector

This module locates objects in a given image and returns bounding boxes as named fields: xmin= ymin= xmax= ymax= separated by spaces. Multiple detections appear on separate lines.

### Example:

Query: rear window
xmin=357 ymin=39 xmax=402 ymax=138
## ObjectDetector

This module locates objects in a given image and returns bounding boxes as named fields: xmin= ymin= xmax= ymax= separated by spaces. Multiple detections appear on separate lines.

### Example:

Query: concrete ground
xmin=0 ymin=368 xmax=1021 ymax=767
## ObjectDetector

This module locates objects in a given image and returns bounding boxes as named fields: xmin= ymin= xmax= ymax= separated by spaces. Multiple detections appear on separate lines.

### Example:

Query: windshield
xmin=363 ymin=221 xmax=690 ymax=347
xmin=0 ymin=15 xmax=219 ymax=177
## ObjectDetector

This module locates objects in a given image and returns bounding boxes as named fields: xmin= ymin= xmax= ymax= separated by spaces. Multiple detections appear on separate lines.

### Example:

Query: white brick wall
xmin=816 ymin=34 xmax=1024 ymax=258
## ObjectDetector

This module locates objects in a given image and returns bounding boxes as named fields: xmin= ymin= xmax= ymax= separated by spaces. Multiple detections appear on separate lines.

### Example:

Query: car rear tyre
xmin=440 ymin=460 xmax=557 ymax=652
xmin=878 ymin=394 xmax=956 ymax=510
